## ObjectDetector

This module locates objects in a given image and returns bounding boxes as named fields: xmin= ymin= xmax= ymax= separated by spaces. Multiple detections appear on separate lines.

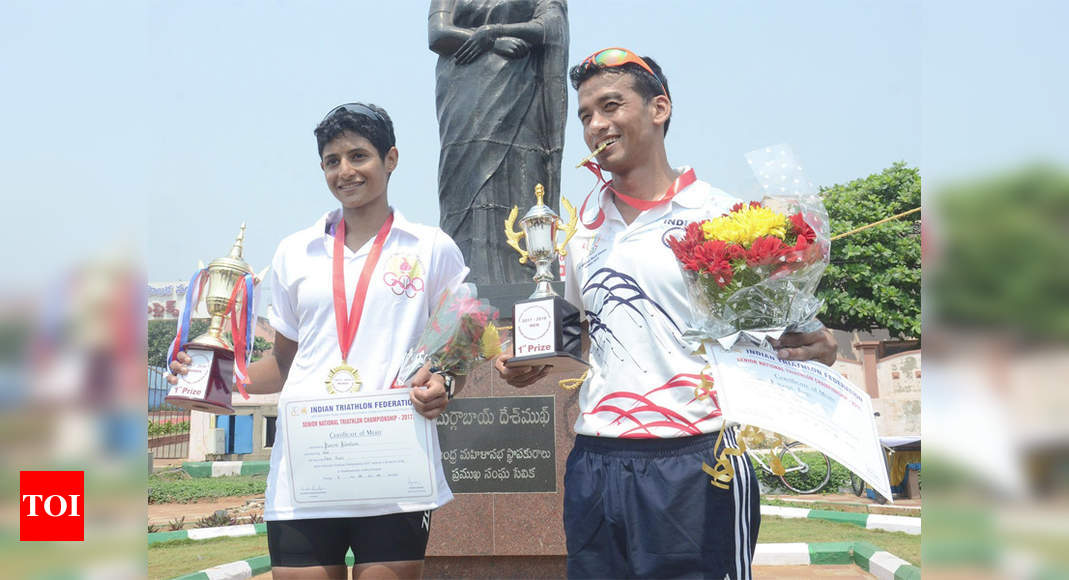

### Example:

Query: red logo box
xmin=20 ymin=471 xmax=84 ymax=541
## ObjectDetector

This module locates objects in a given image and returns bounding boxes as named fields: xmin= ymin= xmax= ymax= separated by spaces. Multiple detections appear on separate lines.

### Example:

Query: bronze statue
xmin=429 ymin=0 xmax=569 ymax=286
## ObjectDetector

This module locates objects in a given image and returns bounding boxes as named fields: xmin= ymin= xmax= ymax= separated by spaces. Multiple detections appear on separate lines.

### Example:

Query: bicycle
xmin=737 ymin=426 xmax=833 ymax=494
xmin=849 ymin=471 xmax=866 ymax=497
xmin=849 ymin=435 xmax=903 ymax=504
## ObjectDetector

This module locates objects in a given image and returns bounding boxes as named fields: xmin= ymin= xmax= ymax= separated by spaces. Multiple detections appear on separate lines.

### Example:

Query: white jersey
xmin=265 ymin=208 xmax=467 ymax=520
xmin=564 ymin=171 xmax=741 ymax=438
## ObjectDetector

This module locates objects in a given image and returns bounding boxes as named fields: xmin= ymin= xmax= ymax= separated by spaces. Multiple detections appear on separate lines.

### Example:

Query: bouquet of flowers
xmin=395 ymin=282 xmax=502 ymax=386
xmin=668 ymin=145 xmax=830 ymax=347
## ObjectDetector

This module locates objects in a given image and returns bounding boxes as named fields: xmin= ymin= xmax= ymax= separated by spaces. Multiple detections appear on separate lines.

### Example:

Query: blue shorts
xmin=564 ymin=429 xmax=760 ymax=579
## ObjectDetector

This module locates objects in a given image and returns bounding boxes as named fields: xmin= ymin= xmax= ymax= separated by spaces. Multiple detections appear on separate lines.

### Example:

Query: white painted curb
xmin=753 ymin=542 xmax=810 ymax=565
xmin=186 ymin=524 xmax=260 ymax=541
xmin=869 ymin=550 xmax=912 ymax=580
xmin=210 ymin=461 xmax=244 ymax=477
xmin=760 ymin=505 xmax=811 ymax=519
xmin=761 ymin=503 xmax=921 ymax=536
xmin=203 ymin=560 xmax=253 ymax=580
xmin=866 ymin=513 xmax=922 ymax=535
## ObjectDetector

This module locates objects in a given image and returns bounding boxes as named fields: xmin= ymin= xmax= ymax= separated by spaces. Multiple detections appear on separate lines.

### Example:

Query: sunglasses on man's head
xmin=323 ymin=103 xmax=385 ymax=124
xmin=580 ymin=47 xmax=667 ymax=97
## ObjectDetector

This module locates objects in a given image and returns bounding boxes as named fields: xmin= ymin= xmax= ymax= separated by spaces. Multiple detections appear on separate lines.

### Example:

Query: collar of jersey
xmin=310 ymin=208 xmax=418 ymax=254
xmin=593 ymin=165 xmax=702 ymax=225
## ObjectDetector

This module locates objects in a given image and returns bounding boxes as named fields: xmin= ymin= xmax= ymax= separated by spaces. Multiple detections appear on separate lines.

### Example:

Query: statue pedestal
xmin=425 ymin=321 xmax=584 ymax=571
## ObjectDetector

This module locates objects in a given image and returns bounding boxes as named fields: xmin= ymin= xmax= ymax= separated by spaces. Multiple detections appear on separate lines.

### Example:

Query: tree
xmin=252 ymin=336 xmax=274 ymax=360
xmin=930 ymin=165 xmax=1069 ymax=341
xmin=817 ymin=162 xmax=921 ymax=339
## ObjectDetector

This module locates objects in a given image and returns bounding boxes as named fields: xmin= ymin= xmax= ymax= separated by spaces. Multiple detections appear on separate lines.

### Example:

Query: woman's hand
xmin=409 ymin=362 xmax=450 ymax=420
xmin=492 ymin=37 xmax=530 ymax=59
xmin=454 ymin=25 xmax=496 ymax=64
xmin=166 ymin=351 xmax=192 ymax=385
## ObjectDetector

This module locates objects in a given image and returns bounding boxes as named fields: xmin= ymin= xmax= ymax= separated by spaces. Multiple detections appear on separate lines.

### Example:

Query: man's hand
xmin=409 ymin=363 xmax=449 ymax=420
xmin=494 ymin=352 xmax=550 ymax=388
xmin=769 ymin=327 xmax=837 ymax=367
xmin=166 ymin=351 xmax=193 ymax=385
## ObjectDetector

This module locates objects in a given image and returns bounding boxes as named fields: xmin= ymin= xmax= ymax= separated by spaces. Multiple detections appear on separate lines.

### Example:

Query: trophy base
xmin=164 ymin=394 xmax=237 ymax=415
xmin=505 ymin=352 xmax=589 ymax=376
xmin=164 ymin=346 xmax=236 ymax=415
xmin=510 ymin=294 xmax=588 ymax=376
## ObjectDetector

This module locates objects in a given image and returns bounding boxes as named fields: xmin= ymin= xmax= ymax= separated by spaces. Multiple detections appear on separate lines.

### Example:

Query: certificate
xmin=284 ymin=390 xmax=437 ymax=506
xmin=709 ymin=346 xmax=893 ymax=501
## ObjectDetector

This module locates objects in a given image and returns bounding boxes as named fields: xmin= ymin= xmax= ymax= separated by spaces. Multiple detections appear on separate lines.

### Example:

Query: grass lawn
xmin=149 ymin=514 xmax=920 ymax=579
xmin=149 ymin=535 xmax=269 ymax=580
xmin=148 ymin=471 xmax=267 ymax=504
xmin=759 ymin=515 xmax=920 ymax=566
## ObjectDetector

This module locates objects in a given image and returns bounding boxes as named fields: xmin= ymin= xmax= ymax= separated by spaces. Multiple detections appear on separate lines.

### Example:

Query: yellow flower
xmin=480 ymin=323 xmax=502 ymax=359
xmin=737 ymin=205 xmax=788 ymax=241
xmin=702 ymin=218 xmax=745 ymax=245
xmin=702 ymin=205 xmax=788 ymax=246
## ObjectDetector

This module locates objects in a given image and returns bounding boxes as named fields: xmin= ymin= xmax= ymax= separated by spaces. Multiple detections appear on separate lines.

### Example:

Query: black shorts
xmin=267 ymin=511 xmax=432 ymax=568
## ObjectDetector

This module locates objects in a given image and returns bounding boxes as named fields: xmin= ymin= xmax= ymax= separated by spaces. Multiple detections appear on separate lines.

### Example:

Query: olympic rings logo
xmin=384 ymin=272 xmax=424 ymax=298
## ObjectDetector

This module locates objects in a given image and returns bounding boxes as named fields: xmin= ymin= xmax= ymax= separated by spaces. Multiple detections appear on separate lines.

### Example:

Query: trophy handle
xmin=556 ymin=195 xmax=579 ymax=258
xmin=504 ymin=205 xmax=529 ymax=264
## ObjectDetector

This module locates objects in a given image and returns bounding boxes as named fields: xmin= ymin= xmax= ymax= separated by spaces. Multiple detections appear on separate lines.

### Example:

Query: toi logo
xmin=20 ymin=471 xmax=84 ymax=541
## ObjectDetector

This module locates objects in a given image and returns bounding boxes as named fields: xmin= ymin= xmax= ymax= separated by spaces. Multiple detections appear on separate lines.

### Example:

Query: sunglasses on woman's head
xmin=323 ymin=103 xmax=385 ymax=124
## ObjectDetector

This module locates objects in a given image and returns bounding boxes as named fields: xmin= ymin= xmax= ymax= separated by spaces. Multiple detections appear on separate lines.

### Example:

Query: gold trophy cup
xmin=165 ymin=224 xmax=261 ymax=414
xmin=503 ymin=185 xmax=588 ymax=374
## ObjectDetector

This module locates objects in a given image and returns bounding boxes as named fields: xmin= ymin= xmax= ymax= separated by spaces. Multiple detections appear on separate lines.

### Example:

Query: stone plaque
xmin=436 ymin=396 xmax=556 ymax=493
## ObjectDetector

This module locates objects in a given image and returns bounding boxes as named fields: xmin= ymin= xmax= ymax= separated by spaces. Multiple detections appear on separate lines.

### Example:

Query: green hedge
xmin=148 ymin=420 xmax=190 ymax=438
xmin=148 ymin=473 xmax=267 ymax=504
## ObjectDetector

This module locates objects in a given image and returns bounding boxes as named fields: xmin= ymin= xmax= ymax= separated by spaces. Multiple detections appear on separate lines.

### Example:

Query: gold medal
xmin=325 ymin=362 xmax=361 ymax=394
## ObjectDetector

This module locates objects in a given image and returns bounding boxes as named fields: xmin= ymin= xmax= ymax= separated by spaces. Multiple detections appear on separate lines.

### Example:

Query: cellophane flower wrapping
xmin=396 ymin=282 xmax=501 ymax=386
xmin=668 ymin=145 xmax=830 ymax=346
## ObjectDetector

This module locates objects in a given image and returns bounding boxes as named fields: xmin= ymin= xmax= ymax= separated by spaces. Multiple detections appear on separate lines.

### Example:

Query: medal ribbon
xmin=166 ymin=268 xmax=209 ymax=367
xmin=333 ymin=212 xmax=394 ymax=364
xmin=227 ymin=273 xmax=255 ymax=399
xmin=578 ymin=163 xmax=697 ymax=228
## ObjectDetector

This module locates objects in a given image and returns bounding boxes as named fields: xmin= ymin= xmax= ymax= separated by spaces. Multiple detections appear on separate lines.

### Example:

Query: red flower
xmin=746 ymin=236 xmax=786 ymax=267
xmin=692 ymin=240 xmax=743 ymax=286
xmin=694 ymin=240 xmax=740 ymax=266
xmin=668 ymin=221 xmax=713 ymax=272
xmin=708 ymin=260 xmax=735 ymax=287
xmin=789 ymin=213 xmax=816 ymax=244
xmin=668 ymin=238 xmax=698 ymax=271
xmin=770 ymin=236 xmax=819 ymax=279
xmin=669 ymin=221 xmax=752 ymax=287
xmin=686 ymin=221 xmax=705 ymax=240
xmin=728 ymin=200 xmax=764 ymax=215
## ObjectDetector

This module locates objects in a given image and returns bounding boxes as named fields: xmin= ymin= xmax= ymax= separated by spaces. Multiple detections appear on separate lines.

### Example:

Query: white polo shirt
xmin=265 ymin=208 xmax=467 ymax=520
xmin=564 ymin=169 xmax=741 ymax=438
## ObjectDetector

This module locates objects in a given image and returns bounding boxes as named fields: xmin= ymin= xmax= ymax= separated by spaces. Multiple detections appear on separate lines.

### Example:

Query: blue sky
xmin=1 ymin=0 xmax=1065 ymax=288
